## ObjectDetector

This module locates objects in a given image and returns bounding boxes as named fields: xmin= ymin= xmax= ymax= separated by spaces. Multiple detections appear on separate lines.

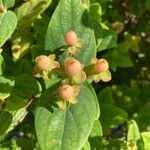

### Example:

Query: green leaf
xmin=0 ymin=0 xmax=15 ymax=8
xmin=90 ymin=3 xmax=102 ymax=22
xmin=35 ymin=84 xmax=97 ymax=150
xmin=90 ymin=120 xmax=103 ymax=137
xmin=16 ymin=0 xmax=52 ymax=28
xmin=45 ymin=0 xmax=96 ymax=65
xmin=12 ymin=74 xmax=41 ymax=99
xmin=84 ymin=82 xmax=100 ymax=120
xmin=6 ymin=107 xmax=28 ymax=133
xmin=136 ymin=103 xmax=150 ymax=131
xmin=82 ymin=141 xmax=91 ymax=150
xmin=127 ymin=120 xmax=141 ymax=142
xmin=106 ymin=50 xmax=133 ymax=68
xmin=98 ymin=87 xmax=113 ymax=103
xmin=11 ymin=30 xmax=34 ymax=60
xmin=0 ymin=53 xmax=3 ymax=75
xmin=0 ymin=111 xmax=12 ymax=135
xmin=0 ymin=11 xmax=17 ymax=47
xmin=0 ymin=76 xmax=15 ymax=99
xmin=5 ymin=93 xmax=27 ymax=111
xmin=141 ymin=132 xmax=150 ymax=149
xmin=146 ymin=0 xmax=150 ymax=10
xmin=95 ymin=26 xmax=117 ymax=51
xmin=100 ymin=103 xmax=128 ymax=129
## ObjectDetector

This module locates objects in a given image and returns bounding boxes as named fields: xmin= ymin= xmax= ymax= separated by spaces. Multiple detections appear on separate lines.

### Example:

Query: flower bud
xmin=65 ymin=30 xmax=78 ymax=46
xmin=65 ymin=57 xmax=82 ymax=76
xmin=94 ymin=59 xmax=109 ymax=73
xmin=59 ymin=84 xmax=74 ymax=100
xmin=35 ymin=55 xmax=50 ymax=71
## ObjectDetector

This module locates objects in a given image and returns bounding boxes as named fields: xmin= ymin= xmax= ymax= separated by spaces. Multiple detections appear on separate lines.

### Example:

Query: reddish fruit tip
xmin=65 ymin=30 xmax=78 ymax=46
xmin=35 ymin=55 xmax=50 ymax=71
xmin=65 ymin=58 xmax=82 ymax=76
xmin=94 ymin=59 xmax=109 ymax=72
xmin=59 ymin=84 xmax=74 ymax=100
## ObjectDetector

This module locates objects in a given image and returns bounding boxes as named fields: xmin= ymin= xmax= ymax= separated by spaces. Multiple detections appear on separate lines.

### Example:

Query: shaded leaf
xmin=0 ymin=111 xmax=12 ymax=135
xmin=0 ymin=76 xmax=14 ymax=99
xmin=95 ymin=25 xmax=117 ymax=51
xmin=100 ymin=103 xmax=128 ymax=129
xmin=0 ymin=11 xmax=17 ymax=47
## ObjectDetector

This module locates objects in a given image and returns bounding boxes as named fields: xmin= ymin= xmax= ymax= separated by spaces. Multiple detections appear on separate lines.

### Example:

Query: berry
xmin=65 ymin=30 xmax=78 ymax=46
xmin=35 ymin=55 xmax=50 ymax=71
xmin=94 ymin=59 xmax=109 ymax=72
xmin=65 ymin=57 xmax=82 ymax=76
xmin=59 ymin=84 xmax=74 ymax=100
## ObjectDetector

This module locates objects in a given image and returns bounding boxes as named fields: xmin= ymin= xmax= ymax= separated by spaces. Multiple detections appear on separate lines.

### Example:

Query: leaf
xmin=100 ymin=103 xmax=128 ymax=129
xmin=82 ymin=141 xmax=91 ymax=150
xmin=136 ymin=103 xmax=150 ymax=131
xmin=0 ymin=11 xmax=17 ymax=47
xmin=84 ymin=82 xmax=100 ymax=120
xmin=127 ymin=120 xmax=141 ymax=142
xmin=15 ymin=59 xmax=32 ymax=74
xmin=90 ymin=3 xmax=102 ymax=21
xmin=97 ymin=87 xmax=113 ymax=103
xmin=12 ymin=74 xmax=42 ymax=99
xmin=90 ymin=120 xmax=103 ymax=137
xmin=0 ymin=0 xmax=15 ymax=9
xmin=35 ymin=84 xmax=97 ymax=150
xmin=0 ymin=111 xmax=12 ymax=135
xmin=45 ymin=0 xmax=96 ymax=65
xmin=11 ymin=30 xmax=34 ymax=60
xmin=6 ymin=107 xmax=28 ymax=133
xmin=15 ymin=0 xmax=52 ymax=28
xmin=95 ymin=25 xmax=117 ymax=51
xmin=106 ymin=50 xmax=133 ymax=68
xmin=5 ymin=93 xmax=27 ymax=111
xmin=0 ymin=53 xmax=3 ymax=75
xmin=141 ymin=132 xmax=150 ymax=149
xmin=146 ymin=0 xmax=150 ymax=10
xmin=0 ymin=76 xmax=15 ymax=99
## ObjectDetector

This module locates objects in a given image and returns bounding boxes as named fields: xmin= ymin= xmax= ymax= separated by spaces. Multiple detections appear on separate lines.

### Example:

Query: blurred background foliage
xmin=0 ymin=0 xmax=150 ymax=149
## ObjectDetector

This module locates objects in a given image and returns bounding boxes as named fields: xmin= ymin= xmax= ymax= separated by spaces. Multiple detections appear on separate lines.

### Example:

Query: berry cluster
xmin=33 ymin=31 xmax=111 ymax=110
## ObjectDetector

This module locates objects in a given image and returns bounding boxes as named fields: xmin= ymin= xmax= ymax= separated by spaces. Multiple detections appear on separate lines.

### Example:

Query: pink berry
xmin=35 ymin=55 xmax=50 ymax=71
xmin=59 ymin=84 xmax=74 ymax=100
xmin=94 ymin=59 xmax=109 ymax=72
xmin=65 ymin=30 xmax=78 ymax=46
xmin=65 ymin=58 xmax=82 ymax=76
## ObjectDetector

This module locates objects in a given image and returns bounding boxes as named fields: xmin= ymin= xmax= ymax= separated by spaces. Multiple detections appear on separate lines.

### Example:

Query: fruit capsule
xmin=59 ymin=84 xmax=74 ymax=100
xmin=35 ymin=55 xmax=50 ymax=71
xmin=94 ymin=59 xmax=109 ymax=72
xmin=65 ymin=30 xmax=78 ymax=46
xmin=65 ymin=57 xmax=82 ymax=76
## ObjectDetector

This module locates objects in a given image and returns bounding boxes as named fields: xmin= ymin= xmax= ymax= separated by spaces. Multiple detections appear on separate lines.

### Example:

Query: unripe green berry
xmin=65 ymin=57 xmax=82 ymax=76
xmin=59 ymin=84 xmax=74 ymax=100
xmin=65 ymin=30 xmax=78 ymax=46
xmin=35 ymin=55 xmax=50 ymax=71
xmin=94 ymin=59 xmax=109 ymax=72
